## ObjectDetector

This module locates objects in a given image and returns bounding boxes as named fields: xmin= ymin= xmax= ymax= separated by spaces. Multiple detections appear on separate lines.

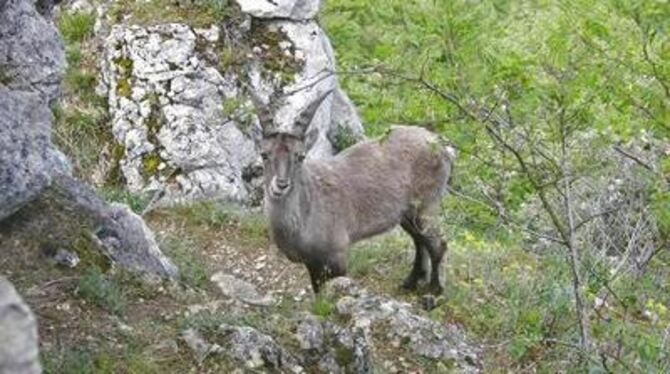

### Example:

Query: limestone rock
xmin=0 ymin=0 xmax=179 ymax=280
xmin=37 ymin=175 xmax=179 ymax=278
xmin=101 ymin=24 xmax=258 ymax=205
xmin=0 ymin=0 xmax=66 ymax=104
xmin=181 ymin=328 xmax=221 ymax=363
xmin=0 ymin=88 xmax=69 ymax=221
xmin=99 ymin=17 xmax=363 ymax=205
xmin=211 ymin=272 xmax=275 ymax=306
xmin=218 ymin=323 xmax=303 ymax=372
xmin=0 ymin=277 xmax=41 ymax=374
xmin=236 ymin=0 xmax=321 ymax=20
xmin=325 ymin=277 xmax=481 ymax=373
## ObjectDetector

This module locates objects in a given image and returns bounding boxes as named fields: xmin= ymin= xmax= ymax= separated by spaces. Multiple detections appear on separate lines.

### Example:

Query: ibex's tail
xmin=440 ymin=137 xmax=457 ymax=193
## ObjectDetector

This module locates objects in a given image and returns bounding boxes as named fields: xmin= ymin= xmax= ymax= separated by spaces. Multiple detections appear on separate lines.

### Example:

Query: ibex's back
xmin=304 ymin=126 xmax=452 ymax=243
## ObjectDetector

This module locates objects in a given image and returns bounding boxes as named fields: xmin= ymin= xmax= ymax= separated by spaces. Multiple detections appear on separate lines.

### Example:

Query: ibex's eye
xmin=296 ymin=152 xmax=306 ymax=162
xmin=261 ymin=152 xmax=269 ymax=161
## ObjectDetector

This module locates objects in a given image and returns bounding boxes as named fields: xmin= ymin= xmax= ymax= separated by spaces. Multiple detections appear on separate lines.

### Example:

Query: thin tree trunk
xmin=560 ymin=116 xmax=590 ymax=350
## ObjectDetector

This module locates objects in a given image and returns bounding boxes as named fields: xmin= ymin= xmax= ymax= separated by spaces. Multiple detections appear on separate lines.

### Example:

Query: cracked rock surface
xmin=99 ymin=0 xmax=363 ymax=205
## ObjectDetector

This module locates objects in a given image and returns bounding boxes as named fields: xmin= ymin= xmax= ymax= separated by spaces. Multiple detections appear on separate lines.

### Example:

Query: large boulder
xmin=0 ymin=277 xmax=41 ymax=374
xmin=0 ymin=0 xmax=68 ymax=220
xmin=0 ymin=88 xmax=69 ymax=221
xmin=0 ymin=0 xmax=178 ymax=279
xmin=0 ymin=0 xmax=66 ymax=104
xmin=100 ymin=24 xmax=258 ymax=204
xmin=98 ymin=2 xmax=363 ymax=206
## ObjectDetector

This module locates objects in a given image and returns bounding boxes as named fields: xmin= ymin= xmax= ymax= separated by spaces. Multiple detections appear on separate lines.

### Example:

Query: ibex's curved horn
xmin=248 ymin=90 xmax=274 ymax=132
xmin=294 ymin=89 xmax=334 ymax=137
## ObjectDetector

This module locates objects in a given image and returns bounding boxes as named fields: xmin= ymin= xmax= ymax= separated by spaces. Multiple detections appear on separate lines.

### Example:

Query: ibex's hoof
xmin=401 ymin=278 xmax=419 ymax=291
xmin=427 ymin=282 xmax=444 ymax=295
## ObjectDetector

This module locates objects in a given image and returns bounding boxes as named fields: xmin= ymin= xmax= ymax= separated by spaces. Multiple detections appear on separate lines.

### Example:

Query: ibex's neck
xmin=266 ymin=169 xmax=312 ymax=250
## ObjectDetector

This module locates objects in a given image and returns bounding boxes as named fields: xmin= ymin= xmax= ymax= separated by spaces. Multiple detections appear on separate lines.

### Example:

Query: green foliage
xmin=323 ymin=0 xmax=669 ymax=229
xmin=141 ymin=152 xmax=162 ymax=179
xmin=330 ymin=124 xmax=360 ymax=152
xmin=43 ymin=349 xmax=95 ymax=374
xmin=0 ymin=64 xmax=12 ymax=85
xmin=58 ymin=12 xmax=96 ymax=44
xmin=98 ymin=188 xmax=150 ymax=214
xmin=312 ymin=295 xmax=335 ymax=318
xmin=110 ymin=0 xmax=236 ymax=27
xmin=42 ymin=343 xmax=160 ymax=374
xmin=324 ymin=2 xmax=669 ymax=369
xmin=77 ymin=268 xmax=126 ymax=315
xmin=55 ymin=11 xmax=113 ymax=181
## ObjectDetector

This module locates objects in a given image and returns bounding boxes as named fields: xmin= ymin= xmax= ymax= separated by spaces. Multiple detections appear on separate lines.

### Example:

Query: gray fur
xmin=258 ymin=96 xmax=454 ymax=293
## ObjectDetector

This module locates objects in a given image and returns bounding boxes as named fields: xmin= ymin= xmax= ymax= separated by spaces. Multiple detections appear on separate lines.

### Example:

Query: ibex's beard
xmin=267 ymin=177 xmax=292 ymax=200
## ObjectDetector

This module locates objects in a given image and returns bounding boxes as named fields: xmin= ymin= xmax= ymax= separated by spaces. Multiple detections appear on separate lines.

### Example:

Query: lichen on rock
xmin=98 ymin=0 xmax=364 ymax=206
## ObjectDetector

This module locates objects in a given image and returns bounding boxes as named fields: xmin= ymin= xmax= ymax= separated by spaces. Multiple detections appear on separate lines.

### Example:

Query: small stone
xmin=211 ymin=272 xmax=275 ymax=306
xmin=181 ymin=328 xmax=213 ymax=363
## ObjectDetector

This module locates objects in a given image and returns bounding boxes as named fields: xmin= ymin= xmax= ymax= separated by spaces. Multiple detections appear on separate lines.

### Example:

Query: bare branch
xmin=613 ymin=145 xmax=654 ymax=171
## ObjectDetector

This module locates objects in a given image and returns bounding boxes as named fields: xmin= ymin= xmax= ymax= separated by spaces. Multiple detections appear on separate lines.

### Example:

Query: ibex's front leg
xmin=401 ymin=214 xmax=446 ymax=294
xmin=306 ymin=252 xmax=347 ymax=293
xmin=401 ymin=216 xmax=430 ymax=290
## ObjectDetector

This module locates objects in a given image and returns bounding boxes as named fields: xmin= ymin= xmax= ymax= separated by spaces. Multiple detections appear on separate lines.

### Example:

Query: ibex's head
xmin=253 ymin=90 xmax=332 ymax=200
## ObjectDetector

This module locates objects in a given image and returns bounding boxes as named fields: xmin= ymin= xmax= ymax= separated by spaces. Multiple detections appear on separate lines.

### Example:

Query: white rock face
xmin=100 ymin=7 xmax=363 ymax=205
xmin=101 ymin=24 xmax=258 ymax=204
xmin=236 ymin=0 xmax=321 ymax=20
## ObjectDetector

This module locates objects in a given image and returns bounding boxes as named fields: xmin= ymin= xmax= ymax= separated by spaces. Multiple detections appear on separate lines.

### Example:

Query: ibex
xmin=254 ymin=90 xmax=454 ymax=293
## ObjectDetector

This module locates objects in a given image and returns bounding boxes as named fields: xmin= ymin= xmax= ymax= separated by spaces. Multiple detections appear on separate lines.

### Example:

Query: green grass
xmin=43 ymin=342 xmax=161 ymax=374
xmin=58 ymin=12 xmax=96 ymax=44
xmin=348 ymin=232 xmax=410 ymax=281
xmin=98 ymin=188 xmax=150 ymax=214
xmin=161 ymin=237 xmax=209 ymax=289
xmin=312 ymin=295 xmax=335 ymax=318
xmin=428 ymin=232 xmax=670 ymax=372
xmin=76 ymin=268 xmax=126 ymax=315
xmin=109 ymin=0 xmax=236 ymax=27
xmin=176 ymin=202 xmax=268 ymax=246
xmin=55 ymin=11 xmax=112 ymax=181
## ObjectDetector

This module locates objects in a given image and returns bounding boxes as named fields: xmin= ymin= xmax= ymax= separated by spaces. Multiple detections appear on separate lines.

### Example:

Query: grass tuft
xmin=58 ymin=12 xmax=96 ymax=44
xmin=76 ymin=268 xmax=126 ymax=315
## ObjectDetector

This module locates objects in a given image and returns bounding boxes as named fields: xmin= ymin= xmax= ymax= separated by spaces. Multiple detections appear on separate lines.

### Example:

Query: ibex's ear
xmin=294 ymin=89 xmax=333 ymax=137
xmin=249 ymin=90 xmax=274 ymax=135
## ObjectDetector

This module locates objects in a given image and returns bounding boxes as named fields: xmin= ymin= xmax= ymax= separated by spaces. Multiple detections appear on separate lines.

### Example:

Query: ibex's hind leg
xmin=423 ymin=217 xmax=447 ymax=295
xmin=401 ymin=215 xmax=430 ymax=290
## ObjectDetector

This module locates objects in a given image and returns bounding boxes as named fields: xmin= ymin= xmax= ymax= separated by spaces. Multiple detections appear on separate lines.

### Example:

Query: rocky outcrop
xmin=0 ymin=0 xmax=68 ymax=220
xmin=0 ymin=88 xmax=69 ymax=221
xmin=0 ymin=0 xmax=178 ymax=278
xmin=323 ymin=277 xmax=481 ymax=373
xmin=0 ymin=0 xmax=65 ymax=104
xmin=185 ymin=277 xmax=479 ymax=373
xmin=99 ymin=0 xmax=363 ymax=205
xmin=218 ymin=324 xmax=303 ymax=372
xmin=0 ymin=277 xmax=41 ymax=374
xmin=236 ymin=0 xmax=320 ymax=20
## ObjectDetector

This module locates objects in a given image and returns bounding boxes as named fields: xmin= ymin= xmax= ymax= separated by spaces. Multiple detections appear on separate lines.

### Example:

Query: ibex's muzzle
xmin=269 ymin=176 xmax=291 ymax=199
xmin=276 ymin=179 xmax=290 ymax=190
